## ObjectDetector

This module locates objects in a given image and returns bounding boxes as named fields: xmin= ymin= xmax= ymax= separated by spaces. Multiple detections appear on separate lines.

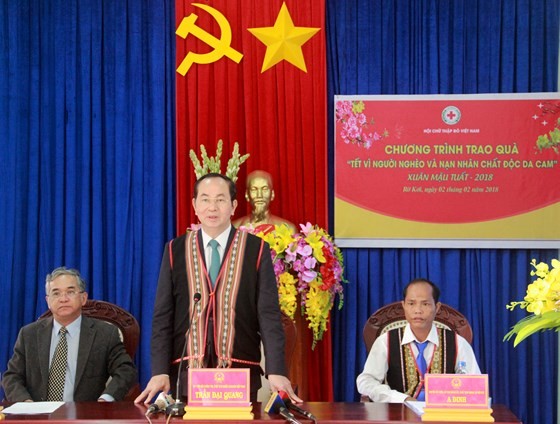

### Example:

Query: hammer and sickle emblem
xmin=176 ymin=3 xmax=243 ymax=76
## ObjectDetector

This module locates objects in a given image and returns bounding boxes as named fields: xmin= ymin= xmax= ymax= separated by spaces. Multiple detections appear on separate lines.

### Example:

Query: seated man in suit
xmin=356 ymin=278 xmax=480 ymax=403
xmin=2 ymin=267 xmax=137 ymax=402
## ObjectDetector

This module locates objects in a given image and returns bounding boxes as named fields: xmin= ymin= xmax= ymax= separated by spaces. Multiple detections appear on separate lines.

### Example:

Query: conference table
xmin=0 ymin=402 xmax=521 ymax=423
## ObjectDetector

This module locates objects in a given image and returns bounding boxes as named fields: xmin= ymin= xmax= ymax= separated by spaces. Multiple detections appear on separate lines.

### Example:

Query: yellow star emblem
xmin=247 ymin=2 xmax=320 ymax=73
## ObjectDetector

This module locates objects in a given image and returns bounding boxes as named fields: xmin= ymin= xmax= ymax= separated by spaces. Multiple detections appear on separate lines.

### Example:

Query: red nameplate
xmin=425 ymin=374 xmax=489 ymax=409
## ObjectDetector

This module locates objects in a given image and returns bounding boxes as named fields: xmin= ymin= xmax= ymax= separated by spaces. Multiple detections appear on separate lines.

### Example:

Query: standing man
xmin=135 ymin=173 xmax=300 ymax=404
xmin=2 ymin=267 xmax=137 ymax=402
xmin=232 ymin=170 xmax=296 ymax=234
xmin=357 ymin=278 xmax=480 ymax=402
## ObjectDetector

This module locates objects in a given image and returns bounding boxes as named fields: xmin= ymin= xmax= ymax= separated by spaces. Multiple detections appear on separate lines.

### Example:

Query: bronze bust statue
xmin=233 ymin=170 xmax=296 ymax=234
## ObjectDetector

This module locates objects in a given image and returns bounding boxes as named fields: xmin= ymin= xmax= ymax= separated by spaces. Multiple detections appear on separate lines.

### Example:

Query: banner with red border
xmin=334 ymin=93 xmax=560 ymax=248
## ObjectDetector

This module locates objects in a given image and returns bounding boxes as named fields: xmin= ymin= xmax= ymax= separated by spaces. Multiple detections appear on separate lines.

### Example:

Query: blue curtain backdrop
xmin=326 ymin=2 xmax=559 ymax=424
xmin=1 ymin=1 xmax=559 ymax=423
xmin=0 ymin=0 xmax=176 ymax=392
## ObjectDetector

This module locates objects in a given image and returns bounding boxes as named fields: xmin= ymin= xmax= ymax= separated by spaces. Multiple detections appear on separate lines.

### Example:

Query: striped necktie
xmin=47 ymin=326 xmax=68 ymax=401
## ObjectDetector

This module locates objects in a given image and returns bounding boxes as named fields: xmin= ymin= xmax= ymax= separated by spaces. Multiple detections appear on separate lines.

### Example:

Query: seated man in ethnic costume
xmin=356 ymin=278 xmax=480 ymax=402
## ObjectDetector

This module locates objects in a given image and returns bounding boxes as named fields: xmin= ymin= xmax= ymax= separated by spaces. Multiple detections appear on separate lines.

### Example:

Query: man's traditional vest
xmin=181 ymin=229 xmax=264 ymax=369
xmin=386 ymin=327 xmax=457 ymax=398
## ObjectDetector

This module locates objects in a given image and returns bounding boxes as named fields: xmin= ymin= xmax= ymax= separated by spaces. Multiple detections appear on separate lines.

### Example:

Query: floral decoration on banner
xmin=536 ymin=118 xmax=560 ymax=154
xmin=504 ymin=258 xmax=560 ymax=346
xmin=335 ymin=100 xmax=389 ymax=149
xmin=532 ymin=101 xmax=560 ymax=154
xmin=249 ymin=223 xmax=346 ymax=349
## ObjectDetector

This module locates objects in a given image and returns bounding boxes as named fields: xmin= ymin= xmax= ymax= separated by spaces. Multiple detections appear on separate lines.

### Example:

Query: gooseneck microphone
xmin=279 ymin=390 xmax=317 ymax=422
xmin=166 ymin=292 xmax=202 ymax=416
xmin=264 ymin=391 xmax=302 ymax=424
xmin=277 ymin=406 xmax=301 ymax=424
xmin=146 ymin=392 xmax=173 ymax=414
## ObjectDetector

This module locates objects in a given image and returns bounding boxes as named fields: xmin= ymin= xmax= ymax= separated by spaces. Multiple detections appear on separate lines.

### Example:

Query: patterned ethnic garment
xmin=182 ymin=229 xmax=260 ymax=369
xmin=386 ymin=327 xmax=457 ymax=398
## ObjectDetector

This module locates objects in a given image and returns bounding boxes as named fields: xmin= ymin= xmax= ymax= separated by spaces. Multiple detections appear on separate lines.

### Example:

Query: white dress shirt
xmin=50 ymin=317 xmax=81 ymax=402
xmin=50 ymin=316 xmax=114 ymax=402
xmin=356 ymin=323 xmax=481 ymax=403
xmin=200 ymin=226 xmax=231 ymax=274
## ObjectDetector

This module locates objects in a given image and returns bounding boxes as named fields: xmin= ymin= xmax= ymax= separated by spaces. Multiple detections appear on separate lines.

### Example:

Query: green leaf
xmin=504 ymin=311 xmax=560 ymax=346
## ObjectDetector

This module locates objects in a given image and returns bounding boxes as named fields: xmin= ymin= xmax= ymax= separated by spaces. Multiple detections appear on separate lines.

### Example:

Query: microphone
xmin=146 ymin=392 xmax=173 ymax=414
xmin=264 ymin=391 xmax=302 ymax=424
xmin=279 ymin=390 xmax=317 ymax=421
xmin=166 ymin=292 xmax=202 ymax=416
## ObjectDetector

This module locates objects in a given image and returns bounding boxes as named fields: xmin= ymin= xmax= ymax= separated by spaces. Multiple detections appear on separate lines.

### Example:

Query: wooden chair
xmin=39 ymin=299 xmax=140 ymax=400
xmin=257 ymin=311 xmax=297 ymax=401
xmin=363 ymin=301 xmax=473 ymax=353
xmin=361 ymin=301 xmax=473 ymax=401
xmin=281 ymin=312 xmax=297 ymax=373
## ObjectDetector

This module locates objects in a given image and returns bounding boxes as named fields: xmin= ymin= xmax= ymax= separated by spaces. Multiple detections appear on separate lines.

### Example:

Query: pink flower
xmin=273 ymin=261 xmax=285 ymax=276
xmin=335 ymin=101 xmax=353 ymax=120
xmin=300 ymin=269 xmax=317 ymax=283
xmin=299 ymin=222 xmax=314 ymax=234
xmin=357 ymin=113 xmax=367 ymax=125
xmin=304 ymin=256 xmax=317 ymax=269
xmin=292 ymin=259 xmax=305 ymax=273
xmin=347 ymin=125 xmax=360 ymax=140
xmin=296 ymin=243 xmax=312 ymax=257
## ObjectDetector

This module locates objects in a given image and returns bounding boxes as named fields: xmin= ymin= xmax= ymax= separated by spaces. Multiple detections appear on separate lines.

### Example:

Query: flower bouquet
xmin=504 ymin=258 xmax=560 ymax=346
xmin=254 ymin=223 xmax=346 ymax=349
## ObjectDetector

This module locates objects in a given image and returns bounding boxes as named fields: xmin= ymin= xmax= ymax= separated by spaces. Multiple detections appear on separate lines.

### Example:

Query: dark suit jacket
xmin=151 ymin=228 xmax=286 ymax=395
xmin=2 ymin=315 xmax=138 ymax=402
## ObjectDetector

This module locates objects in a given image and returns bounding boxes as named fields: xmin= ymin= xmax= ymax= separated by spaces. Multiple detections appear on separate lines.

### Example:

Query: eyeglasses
xmin=48 ymin=290 xmax=84 ymax=300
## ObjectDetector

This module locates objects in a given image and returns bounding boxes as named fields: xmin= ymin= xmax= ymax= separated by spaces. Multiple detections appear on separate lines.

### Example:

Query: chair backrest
xmin=39 ymin=299 xmax=140 ymax=360
xmin=363 ymin=301 xmax=473 ymax=353
xmin=256 ymin=312 xmax=298 ymax=402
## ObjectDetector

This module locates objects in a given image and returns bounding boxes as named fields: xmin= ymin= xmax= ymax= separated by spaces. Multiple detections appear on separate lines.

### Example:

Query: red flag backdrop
xmin=174 ymin=0 xmax=329 ymax=400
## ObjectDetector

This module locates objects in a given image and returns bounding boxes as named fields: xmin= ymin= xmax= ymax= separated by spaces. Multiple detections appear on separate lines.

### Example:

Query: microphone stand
xmin=279 ymin=391 xmax=317 ymax=422
xmin=166 ymin=293 xmax=201 ymax=416
xmin=265 ymin=391 xmax=302 ymax=424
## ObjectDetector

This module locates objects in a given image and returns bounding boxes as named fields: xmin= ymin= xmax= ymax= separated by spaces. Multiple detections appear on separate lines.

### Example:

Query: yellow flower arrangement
xmin=504 ymin=258 xmax=560 ymax=346
xmin=277 ymin=272 xmax=298 ymax=319
xmin=254 ymin=223 xmax=346 ymax=349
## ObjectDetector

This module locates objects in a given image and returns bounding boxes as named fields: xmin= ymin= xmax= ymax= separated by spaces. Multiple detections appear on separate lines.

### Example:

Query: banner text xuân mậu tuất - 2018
xmin=334 ymin=93 xmax=560 ymax=248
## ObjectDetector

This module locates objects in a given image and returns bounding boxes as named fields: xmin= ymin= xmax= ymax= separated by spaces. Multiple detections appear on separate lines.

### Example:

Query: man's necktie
xmin=415 ymin=340 xmax=429 ymax=401
xmin=208 ymin=239 xmax=221 ymax=285
xmin=47 ymin=326 xmax=68 ymax=401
